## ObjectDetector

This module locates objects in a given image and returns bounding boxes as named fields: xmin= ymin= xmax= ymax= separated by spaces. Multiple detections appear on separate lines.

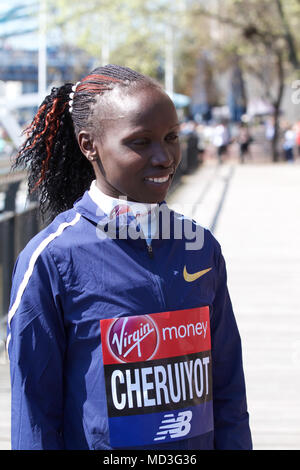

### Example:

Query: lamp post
xmin=38 ymin=0 xmax=47 ymax=103
xmin=165 ymin=23 xmax=174 ymax=96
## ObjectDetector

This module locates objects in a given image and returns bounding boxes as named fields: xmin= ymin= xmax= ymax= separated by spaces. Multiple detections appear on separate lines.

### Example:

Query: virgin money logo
xmin=108 ymin=315 xmax=159 ymax=363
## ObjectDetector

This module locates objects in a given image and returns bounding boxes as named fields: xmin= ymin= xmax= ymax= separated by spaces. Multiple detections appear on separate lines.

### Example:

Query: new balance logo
xmin=153 ymin=411 xmax=192 ymax=441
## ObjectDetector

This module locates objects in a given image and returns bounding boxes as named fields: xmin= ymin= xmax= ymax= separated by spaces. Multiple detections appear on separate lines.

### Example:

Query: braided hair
xmin=13 ymin=64 xmax=159 ymax=221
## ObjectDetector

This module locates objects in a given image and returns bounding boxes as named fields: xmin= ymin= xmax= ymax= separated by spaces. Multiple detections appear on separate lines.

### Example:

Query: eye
xmin=130 ymin=138 xmax=150 ymax=146
xmin=166 ymin=132 xmax=179 ymax=143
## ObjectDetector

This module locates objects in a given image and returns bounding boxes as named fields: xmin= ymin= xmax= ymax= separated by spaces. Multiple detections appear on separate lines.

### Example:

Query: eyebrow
xmin=127 ymin=122 xmax=180 ymax=133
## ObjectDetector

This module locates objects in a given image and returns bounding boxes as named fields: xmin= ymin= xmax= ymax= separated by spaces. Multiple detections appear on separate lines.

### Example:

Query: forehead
xmin=91 ymin=84 xmax=178 ymax=132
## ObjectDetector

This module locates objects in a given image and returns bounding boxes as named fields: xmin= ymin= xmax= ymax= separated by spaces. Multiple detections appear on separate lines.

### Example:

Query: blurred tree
xmin=189 ymin=0 xmax=300 ymax=161
xmin=47 ymin=0 xmax=299 ymax=161
xmin=274 ymin=0 xmax=299 ymax=69
xmin=48 ymin=0 xmax=190 ymax=81
xmin=173 ymin=9 xmax=220 ymax=116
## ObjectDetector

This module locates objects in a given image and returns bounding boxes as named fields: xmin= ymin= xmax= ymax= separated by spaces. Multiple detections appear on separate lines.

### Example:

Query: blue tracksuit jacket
xmin=7 ymin=190 xmax=252 ymax=450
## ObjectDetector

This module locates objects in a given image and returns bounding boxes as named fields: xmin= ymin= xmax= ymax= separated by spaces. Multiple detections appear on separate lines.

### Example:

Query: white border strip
xmin=6 ymin=212 xmax=81 ymax=352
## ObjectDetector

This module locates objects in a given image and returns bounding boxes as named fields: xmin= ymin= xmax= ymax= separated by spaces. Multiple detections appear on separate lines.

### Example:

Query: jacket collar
xmin=73 ymin=189 xmax=170 ymax=238
xmin=88 ymin=180 xmax=158 ymax=220
xmin=73 ymin=190 xmax=107 ymax=226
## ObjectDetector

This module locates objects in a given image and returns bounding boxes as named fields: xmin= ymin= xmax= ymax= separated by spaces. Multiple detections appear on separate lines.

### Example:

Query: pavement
xmin=1 ymin=152 xmax=300 ymax=450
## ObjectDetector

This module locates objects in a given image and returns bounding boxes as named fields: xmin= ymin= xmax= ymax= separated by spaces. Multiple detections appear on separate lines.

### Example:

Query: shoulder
xmin=170 ymin=207 xmax=221 ymax=254
xmin=13 ymin=207 xmax=82 ymax=274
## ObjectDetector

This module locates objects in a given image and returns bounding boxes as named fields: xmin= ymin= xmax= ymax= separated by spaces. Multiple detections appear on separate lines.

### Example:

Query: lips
xmin=145 ymin=175 xmax=170 ymax=183
xmin=144 ymin=172 xmax=173 ymax=184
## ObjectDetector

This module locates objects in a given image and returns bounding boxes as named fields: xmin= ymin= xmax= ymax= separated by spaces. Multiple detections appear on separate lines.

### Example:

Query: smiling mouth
xmin=144 ymin=174 xmax=172 ymax=184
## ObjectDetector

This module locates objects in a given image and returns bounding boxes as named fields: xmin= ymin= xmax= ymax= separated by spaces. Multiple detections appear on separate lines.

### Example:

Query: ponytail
xmin=13 ymin=84 xmax=94 ymax=221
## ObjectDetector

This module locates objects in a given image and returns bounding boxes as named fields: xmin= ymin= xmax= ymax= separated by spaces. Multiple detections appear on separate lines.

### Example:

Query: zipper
xmin=146 ymin=242 xmax=154 ymax=258
xmin=145 ymin=214 xmax=154 ymax=258
xmin=144 ymin=239 xmax=166 ymax=310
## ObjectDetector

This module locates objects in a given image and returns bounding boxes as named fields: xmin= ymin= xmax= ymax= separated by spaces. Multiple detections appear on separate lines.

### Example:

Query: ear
xmin=77 ymin=130 xmax=99 ymax=162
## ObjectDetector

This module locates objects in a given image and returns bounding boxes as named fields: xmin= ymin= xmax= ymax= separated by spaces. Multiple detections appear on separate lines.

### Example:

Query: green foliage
xmin=48 ymin=0 xmax=299 ymax=97
xmin=48 ymin=0 xmax=189 ymax=80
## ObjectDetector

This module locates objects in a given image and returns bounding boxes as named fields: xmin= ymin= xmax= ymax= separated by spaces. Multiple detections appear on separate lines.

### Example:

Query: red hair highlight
xmin=76 ymin=74 xmax=122 ymax=94
xmin=30 ymin=99 xmax=67 ymax=193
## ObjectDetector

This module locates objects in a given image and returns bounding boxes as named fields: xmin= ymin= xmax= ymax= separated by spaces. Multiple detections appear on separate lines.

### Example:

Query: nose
xmin=151 ymin=142 xmax=173 ymax=168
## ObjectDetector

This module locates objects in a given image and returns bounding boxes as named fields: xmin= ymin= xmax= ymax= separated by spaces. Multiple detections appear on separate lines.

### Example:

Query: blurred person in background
xmin=0 ymin=128 xmax=5 ymax=154
xmin=295 ymin=121 xmax=300 ymax=158
xmin=265 ymin=117 xmax=275 ymax=142
xmin=237 ymin=122 xmax=253 ymax=164
xmin=282 ymin=124 xmax=296 ymax=162
xmin=212 ymin=120 xmax=231 ymax=164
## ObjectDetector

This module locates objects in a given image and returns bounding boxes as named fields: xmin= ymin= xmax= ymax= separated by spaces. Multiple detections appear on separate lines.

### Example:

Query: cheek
xmin=173 ymin=143 xmax=182 ymax=165
xmin=104 ymin=150 xmax=143 ymax=182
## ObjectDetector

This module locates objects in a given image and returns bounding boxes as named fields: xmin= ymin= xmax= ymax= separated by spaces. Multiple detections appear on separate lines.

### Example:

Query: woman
xmin=237 ymin=123 xmax=253 ymax=164
xmin=7 ymin=65 xmax=251 ymax=450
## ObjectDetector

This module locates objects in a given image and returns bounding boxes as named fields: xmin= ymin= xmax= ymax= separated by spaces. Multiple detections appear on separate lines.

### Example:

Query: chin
xmin=143 ymin=194 xmax=166 ymax=204
xmin=128 ymin=193 xmax=165 ymax=204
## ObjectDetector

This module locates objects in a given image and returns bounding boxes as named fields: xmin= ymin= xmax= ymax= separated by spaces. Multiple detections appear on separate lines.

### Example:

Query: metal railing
xmin=0 ymin=202 xmax=42 ymax=343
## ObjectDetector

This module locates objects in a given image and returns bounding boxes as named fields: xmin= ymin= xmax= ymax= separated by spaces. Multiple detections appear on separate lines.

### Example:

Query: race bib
xmin=100 ymin=306 xmax=213 ymax=448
